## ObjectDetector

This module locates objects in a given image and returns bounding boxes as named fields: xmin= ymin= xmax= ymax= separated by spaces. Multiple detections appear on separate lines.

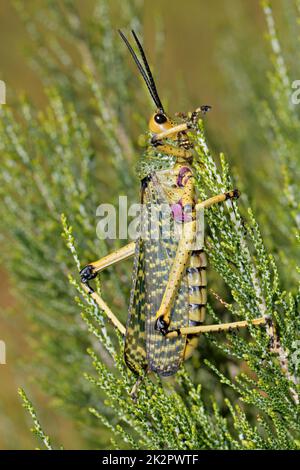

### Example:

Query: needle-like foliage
xmin=1 ymin=0 xmax=299 ymax=449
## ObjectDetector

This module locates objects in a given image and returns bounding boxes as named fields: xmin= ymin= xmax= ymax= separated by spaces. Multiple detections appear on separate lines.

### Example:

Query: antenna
xmin=118 ymin=30 xmax=164 ymax=112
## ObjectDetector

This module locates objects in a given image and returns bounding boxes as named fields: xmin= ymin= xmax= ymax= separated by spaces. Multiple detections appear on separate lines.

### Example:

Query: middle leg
xmin=80 ymin=242 xmax=136 ymax=335
xmin=80 ymin=241 xmax=136 ymax=291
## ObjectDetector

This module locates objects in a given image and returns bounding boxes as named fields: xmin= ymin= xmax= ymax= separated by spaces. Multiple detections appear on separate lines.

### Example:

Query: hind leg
xmin=166 ymin=317 xmax=267 ymax=338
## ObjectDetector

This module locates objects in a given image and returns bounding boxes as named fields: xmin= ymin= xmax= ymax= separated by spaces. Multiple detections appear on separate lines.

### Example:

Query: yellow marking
xmin=189 ymin=306 xmax=206 ymax=322
xmin=189 ymin=251 xmax=207 ymax=268
xmin=188 ymin=288 xmax=207 ymax=305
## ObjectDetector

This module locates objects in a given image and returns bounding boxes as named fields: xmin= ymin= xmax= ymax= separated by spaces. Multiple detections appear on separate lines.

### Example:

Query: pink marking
xmin=171 ymin=200 xmax=192 ymax=222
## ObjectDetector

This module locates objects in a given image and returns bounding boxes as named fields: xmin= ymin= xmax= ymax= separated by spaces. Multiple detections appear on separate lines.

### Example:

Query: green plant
xmin=1 ymin=0 xmax=299 ymax=450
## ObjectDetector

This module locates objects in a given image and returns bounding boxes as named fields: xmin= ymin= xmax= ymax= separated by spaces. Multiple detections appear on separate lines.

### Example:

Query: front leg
xmin=196 ymin=189 xmax=240 ymax=211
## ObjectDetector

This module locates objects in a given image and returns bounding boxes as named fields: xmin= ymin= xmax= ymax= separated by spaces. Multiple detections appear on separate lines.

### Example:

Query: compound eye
xmin=154 ymin=113 xmax=167 ymax=124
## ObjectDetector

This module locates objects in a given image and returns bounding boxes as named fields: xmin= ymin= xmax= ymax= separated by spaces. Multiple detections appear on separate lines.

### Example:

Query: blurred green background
xmin=0 ymin=0 xmax=290 ymax=449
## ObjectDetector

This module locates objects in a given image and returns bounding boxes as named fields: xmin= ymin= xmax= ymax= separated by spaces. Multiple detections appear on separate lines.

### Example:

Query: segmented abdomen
xmin=184 ymin=249 xmax=207 ymax=360
xmin=155 ymin=163 xmax=207 ymax=363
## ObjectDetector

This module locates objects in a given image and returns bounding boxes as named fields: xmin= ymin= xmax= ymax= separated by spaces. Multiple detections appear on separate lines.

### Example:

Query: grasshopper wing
xmin=124 ymin=174 xmax=189 ymax=376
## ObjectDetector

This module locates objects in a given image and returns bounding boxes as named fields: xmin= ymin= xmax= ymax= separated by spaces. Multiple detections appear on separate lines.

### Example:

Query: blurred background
xmin=0 ymin=0 xmax=296 ymax=449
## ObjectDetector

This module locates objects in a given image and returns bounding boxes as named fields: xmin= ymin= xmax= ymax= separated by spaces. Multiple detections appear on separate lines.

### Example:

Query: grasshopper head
xmin=148 ymin=111 xmax=173 ymax=134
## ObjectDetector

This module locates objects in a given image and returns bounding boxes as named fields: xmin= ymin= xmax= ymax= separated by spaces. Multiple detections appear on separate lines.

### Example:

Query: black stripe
xmin=186 ymin=267 xmax=199 ymax=274
xmin=188 ymin=286 xmax=206 ymax=292
xmin=191 ymin=249 xmax=204 ymax=255
xmin=188 ymin=320 xmax=203 ymax=327
xmin=189 ymin=303 xmax=206 ymax=309
xmin=186 ymin=267 xmax=206 ymax=273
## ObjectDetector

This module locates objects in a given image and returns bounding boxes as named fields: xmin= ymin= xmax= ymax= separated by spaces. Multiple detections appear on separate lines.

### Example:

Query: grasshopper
xmin=80 ymin=30 xmax=267 ymax=392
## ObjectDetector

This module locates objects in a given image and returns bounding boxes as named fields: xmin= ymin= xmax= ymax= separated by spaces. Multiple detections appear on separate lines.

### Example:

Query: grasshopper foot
xmin=200 ymin=105 xmax=212 ymax=114
xmin=80 ymin=265 xmax=98 ymax=293
xmin=225 ymin=188 xmax=240 ymax=200
xmin=186 ymin=105 xmax=212 ymax=129
xmin=155 ymin=316 xmax=170 ymax=336
xmin=80 ymin=264 xmax=97 ymax=283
